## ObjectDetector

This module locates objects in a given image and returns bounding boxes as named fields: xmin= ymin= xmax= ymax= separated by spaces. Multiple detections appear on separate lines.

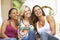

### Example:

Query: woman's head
xmin=32 ymin=5 xmax=45 ymax=17
xmin=20 ymin=5 xmax=31 ymax=19
xmin=8 ymin=8 xmax=18 ymax=20
xmin=31 ymin=5 xmax=45 ymax=24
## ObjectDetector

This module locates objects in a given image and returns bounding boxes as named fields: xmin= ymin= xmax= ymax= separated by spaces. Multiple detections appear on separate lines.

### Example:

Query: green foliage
xmin=49 ymin=9 xmax=54 ymax=16
xmin=12 ymin=0 xmax=26 ymax=12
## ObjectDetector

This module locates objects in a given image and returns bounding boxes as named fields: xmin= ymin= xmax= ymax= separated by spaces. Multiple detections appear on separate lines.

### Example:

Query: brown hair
xmin=31 ymin=5 xmax=45 ymax=24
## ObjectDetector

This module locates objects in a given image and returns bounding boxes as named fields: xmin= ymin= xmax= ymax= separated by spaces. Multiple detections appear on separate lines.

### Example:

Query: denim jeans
xmin=2 ymin=38 xmax=17 ymax=40
xmin=40 ymin=32 xmax=59 ymax=40
xmin=28 ymin=30 xmax=36 ymax=40
xmin=19 ymin=30 xmax=36 ymax=40
xmin=0 ymin=38 xmax=3 ymax=40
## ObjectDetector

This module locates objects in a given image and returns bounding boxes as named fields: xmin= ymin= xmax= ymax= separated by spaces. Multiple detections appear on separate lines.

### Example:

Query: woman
xmin=1 ymin=8 xmax=18 ymax=40
xmin=19 ymin=5 xmax=36 ymax=40
xmin=31 ymin=5 xmax=58 ymax=40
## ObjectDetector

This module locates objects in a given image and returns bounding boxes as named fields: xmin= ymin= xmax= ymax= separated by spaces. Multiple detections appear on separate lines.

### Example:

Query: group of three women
xmin=1 ymin=5 xmax=58 ymax=40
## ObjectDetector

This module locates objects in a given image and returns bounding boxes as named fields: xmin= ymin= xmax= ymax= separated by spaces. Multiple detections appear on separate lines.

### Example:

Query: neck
xmin=10 ymin=19 xmax=18 ymax=26
xmin=23 ymin=17 xmax=30 ymax=25
xmin=38 ymin=15 xmax=44 ymax=22
xmin=23 ymin=17 xmax=29 ymax=22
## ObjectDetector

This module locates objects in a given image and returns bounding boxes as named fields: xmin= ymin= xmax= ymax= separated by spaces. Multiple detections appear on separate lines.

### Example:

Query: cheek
xmin=10 ymin=14 xmax=15 ymax=18
xmin=34 ymin=12 xmax=37 ymax=16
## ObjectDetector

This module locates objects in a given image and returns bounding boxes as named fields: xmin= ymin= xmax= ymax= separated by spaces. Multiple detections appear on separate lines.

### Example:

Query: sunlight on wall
xmin=55 ymin=0 xmax=60 ymax=23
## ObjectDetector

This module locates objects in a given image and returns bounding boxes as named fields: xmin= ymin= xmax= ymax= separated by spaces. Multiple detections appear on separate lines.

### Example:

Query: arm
xmin=1 ymin=20 xmax=8 ymax=38
xmin=0 ymin=26 xmax=1 ymax=37
xmin=46 ymin=15 xmax=56 ymax=35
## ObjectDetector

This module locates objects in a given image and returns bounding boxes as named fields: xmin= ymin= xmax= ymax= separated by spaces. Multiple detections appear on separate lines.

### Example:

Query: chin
xmin=27 ymin=16 xmax=30 ymax=17
xmin=14 ymin=18 xmax=18 ymax=20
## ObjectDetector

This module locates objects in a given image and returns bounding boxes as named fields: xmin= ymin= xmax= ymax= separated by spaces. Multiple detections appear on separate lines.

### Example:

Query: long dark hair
xmin=31 ymin=5 xmax=45 ymax=24
xmin=8 ymin=8 xmax=18 ymax=20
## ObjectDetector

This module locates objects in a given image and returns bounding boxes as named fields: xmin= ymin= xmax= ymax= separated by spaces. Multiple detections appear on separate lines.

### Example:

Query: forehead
xmin=11 ymin=9 xmax=17 ymax=12
xmin=24 ymin=7 xmax=30 ymax=11
xmin=34 ymin=7 xmax=40 ymax=10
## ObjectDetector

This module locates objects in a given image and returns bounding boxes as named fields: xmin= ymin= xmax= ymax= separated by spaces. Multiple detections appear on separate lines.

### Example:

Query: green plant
xmin=12 ymin=0 xmax=26 ymax=11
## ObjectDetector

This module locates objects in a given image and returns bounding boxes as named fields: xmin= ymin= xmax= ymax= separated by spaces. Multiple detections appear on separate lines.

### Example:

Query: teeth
xmin=15 ymin=16 xmax=17 ymax=17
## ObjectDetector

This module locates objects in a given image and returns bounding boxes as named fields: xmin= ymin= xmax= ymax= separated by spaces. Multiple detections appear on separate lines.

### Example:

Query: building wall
xmin=1 ymin=0 xmax=12 ymax=20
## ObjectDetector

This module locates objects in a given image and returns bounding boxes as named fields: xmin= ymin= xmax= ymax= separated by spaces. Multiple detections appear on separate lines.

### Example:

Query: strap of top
xmin=8 ymin=20 xmax=11 ymax=26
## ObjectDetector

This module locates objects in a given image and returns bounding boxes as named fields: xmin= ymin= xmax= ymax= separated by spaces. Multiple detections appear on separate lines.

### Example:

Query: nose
xmin=15 ymin=12 xmax=19 ymax=16
xmin=17 ymin=13 xmax=19 ymax=16
xmin=37 ymin=10 xmax=40 ymax=12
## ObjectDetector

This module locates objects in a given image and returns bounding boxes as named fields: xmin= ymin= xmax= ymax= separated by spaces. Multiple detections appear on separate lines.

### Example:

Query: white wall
xmin=55 ymin=0 xmax=60 ymax=23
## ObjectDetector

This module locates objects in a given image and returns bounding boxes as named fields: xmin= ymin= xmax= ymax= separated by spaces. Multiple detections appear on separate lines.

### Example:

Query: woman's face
xmin=24 ymin=7 xmax=31 ymax=18
xmin=9 ymin=9 xmax=19 ymax=20
xmin=34 ymin=7 xmax=43 ymax=17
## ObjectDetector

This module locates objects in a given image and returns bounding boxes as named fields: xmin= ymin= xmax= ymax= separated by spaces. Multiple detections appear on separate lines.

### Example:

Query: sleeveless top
xmin=36 ymin=16 xmax=51 ymax=34
xmin=19 ymin=20 xmax=34 ymax=38
xmin=36 ymin=16 xmax=59 ymax=39
xmin=5 ymin=20 xmax=18 ymax=38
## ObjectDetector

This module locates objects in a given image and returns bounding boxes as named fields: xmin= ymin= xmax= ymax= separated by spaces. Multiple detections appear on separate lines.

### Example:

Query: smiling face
xmin=24 ymin=7 xmax=31 ymax=18
xmin=9 ymin=9 xmax=18 ymax=20
xmin=34 ymin=6 xmax=43 ymax=17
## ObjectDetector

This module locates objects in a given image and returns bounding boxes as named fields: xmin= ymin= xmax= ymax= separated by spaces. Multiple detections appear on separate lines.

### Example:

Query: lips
xmin=36 ymin=12 xmax=42 ymax=16
xmin=37 ymin=12 xmax=41 ymax=15
xmin=15 ymin=16 xmax=18 ymax=18
xmin=14 ymin=16 xmax=18 ymax=19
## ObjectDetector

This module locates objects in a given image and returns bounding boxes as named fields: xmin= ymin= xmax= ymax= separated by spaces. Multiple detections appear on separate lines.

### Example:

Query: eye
xmin=28 ymin=10 xmax=30 ymax=11
xmin=13 ymin=12 xmax=15 ymax=14
xmin=38 ymin=9 xmax=40 ymax=10
xmin=34 ymin=10 xmax=37 ymax=12
xmin=16 ymin=12 xmax=18 ymax=14
xmin=24 ymin=11 xmax=27 ymax=13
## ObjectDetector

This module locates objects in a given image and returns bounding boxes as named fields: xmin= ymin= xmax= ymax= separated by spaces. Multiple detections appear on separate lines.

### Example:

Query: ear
xmin=8 ymin=14 xmax=11 ymax=18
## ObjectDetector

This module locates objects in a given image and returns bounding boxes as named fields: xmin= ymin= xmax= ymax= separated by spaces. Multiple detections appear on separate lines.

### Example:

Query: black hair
xmin=8 ymin=8 xmax=18 ymax=20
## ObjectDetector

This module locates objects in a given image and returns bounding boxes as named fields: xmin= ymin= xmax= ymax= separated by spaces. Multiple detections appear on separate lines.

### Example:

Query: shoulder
xmin=46 ymin=15 xmax=53 ymax=19
xmin=1 ymin=20 xmax=9 ymax=26
xmin=46 ymin=15 xmax=54 ymax=22
xmin=3 ymin=20 xmax=8 ymax=24
xmin=46 ymin=15 xmax=54 ymax=20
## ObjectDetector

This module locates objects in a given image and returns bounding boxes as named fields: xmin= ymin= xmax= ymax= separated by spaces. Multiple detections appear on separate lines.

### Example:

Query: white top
xmin=37 ymin=16 xmax=51 ymax=34
xmin=36 ymin=16 xmax=59 ymax=39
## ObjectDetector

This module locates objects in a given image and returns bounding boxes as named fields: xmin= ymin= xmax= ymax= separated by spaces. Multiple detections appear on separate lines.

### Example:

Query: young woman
xmin=1 ymin=8 xmax=19 ymax=40
xmin=31 ymin=5 xmax=58 ymax=40
xmin=19 ymin=5 xmax=36 ymax=40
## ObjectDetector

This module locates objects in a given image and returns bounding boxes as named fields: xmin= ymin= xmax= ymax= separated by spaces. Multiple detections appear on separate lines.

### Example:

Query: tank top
xmin=5 ymin=20 xmax=18 ymax=38
xmin=37 ymin=16 xmax=51 ymax=34
xmin=36 ymin=16 xmax=59 ymax=39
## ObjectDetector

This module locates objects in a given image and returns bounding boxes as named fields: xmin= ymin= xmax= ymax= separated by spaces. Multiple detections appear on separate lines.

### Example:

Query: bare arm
xmin=0 ymin=26 xmax=1 ymax=37
xmin=46 ymin=15 xmax=56 ymax=35
xmin=1 ymin=20 xmax=8 ymax=38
